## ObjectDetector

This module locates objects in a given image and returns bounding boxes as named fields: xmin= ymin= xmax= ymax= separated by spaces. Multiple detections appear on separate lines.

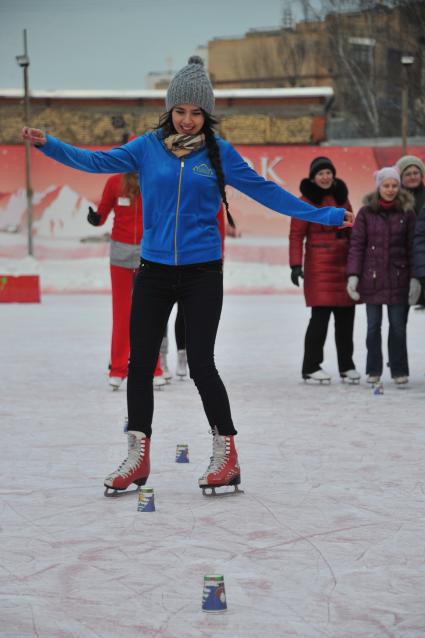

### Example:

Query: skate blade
xmin=341 ymin=378 xmax=360 ymax=385
xmin=104 ymin=476 xmax=147 ymax=497
xmin=104 ymin=487 xmax=138 ymax=497
xmin=303 ymin=378 xmax=331 ymax=385
xmin=200 ymin=484 xmax=244 ymax=497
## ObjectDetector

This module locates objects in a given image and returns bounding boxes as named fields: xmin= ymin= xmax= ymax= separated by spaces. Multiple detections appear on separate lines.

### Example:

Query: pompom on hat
xmin=374 ymin=166 xmax=400 ymax=188
xmin=309 ymin=156 xmax=336 ymax=180
xmin=395 ymin=155 xmax=425 ymax=178
xmin=165 ymin=56 xmax=215 ymax=115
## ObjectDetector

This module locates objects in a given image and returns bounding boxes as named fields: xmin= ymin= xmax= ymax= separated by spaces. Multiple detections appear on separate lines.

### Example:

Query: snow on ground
xmin=1 ymin=294 xmax=425 ymax=638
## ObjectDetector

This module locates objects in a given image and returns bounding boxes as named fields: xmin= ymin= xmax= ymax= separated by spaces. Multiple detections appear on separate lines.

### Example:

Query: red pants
xmin=110 ymin=264 xmax=162 ymax=378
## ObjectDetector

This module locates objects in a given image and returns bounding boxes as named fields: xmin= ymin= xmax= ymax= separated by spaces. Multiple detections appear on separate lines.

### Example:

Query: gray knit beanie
xmin=165 ymin=56 xmax=215 ymax=115
xmin=396 ymin=155 xmax=425 ymax=177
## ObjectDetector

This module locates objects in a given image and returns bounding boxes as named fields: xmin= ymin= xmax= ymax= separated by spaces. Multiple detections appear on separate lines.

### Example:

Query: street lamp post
xmin=401 ymin=54 xmax=414 ymax=156
xmin=16 ymin=29 xmax=34 ymax=256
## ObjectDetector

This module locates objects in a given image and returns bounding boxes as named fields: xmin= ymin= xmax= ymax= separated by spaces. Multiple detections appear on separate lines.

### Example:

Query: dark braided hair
xmin=156 ymin=111 xmax=235 ymax=228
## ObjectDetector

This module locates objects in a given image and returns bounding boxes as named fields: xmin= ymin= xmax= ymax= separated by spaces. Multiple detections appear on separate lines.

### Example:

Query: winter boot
xmin=104 ymin=431 xmax=150 ymax=495
xmin=176 ymin=349 xmax=188 ymax=378
xmin=198 ymin=427 xmax=241 ymax=495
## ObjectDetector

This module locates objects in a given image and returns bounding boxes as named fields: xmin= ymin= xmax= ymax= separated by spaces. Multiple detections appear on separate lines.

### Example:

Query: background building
xmin=0 ymin=86 xmax=333 ymax=146
xmin=208 ymin=1 xmax=425 ymax=139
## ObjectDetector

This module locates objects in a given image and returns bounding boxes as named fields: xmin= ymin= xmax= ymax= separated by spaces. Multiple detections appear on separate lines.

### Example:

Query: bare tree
xmin=305 ymin=0 xmax=424 ymax=137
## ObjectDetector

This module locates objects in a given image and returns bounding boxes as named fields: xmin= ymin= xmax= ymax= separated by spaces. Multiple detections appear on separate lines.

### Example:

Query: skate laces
xmin=205 ymin=435 xmax=228 ymax=474
xmin=108 ymin=434 xmax=145 ymax=479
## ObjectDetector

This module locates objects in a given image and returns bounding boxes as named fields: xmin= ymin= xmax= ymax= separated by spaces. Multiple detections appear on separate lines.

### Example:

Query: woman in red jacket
xmin=289 ymin=156 xmax=359 ymax=383
xmin=88 ymin=172 xmax=163 ymax=390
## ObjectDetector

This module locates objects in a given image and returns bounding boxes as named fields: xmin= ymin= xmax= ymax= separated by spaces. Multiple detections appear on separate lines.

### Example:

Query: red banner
xmin=0 ymin=144 xmax=422 ymax=240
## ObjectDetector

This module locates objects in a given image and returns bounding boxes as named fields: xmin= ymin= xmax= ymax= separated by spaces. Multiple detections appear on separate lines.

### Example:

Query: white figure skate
xmin=109 ymin=376 xmax=125 ymax=391
xmin=340 ymin=369 xmax=361 ymax=384
xmin=302 ymin=368 xmax=331 ymax=384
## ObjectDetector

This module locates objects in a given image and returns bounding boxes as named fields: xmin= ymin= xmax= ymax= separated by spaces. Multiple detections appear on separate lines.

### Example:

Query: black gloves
xmin=290 ymin=265 xmax=304 ymax=287
xmin=87 ymin=206 xmax=101 ymax=226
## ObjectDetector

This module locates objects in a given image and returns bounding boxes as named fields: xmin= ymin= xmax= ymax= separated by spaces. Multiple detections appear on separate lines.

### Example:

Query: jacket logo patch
xmin=193 ymin=163 xmax=214 ymax=178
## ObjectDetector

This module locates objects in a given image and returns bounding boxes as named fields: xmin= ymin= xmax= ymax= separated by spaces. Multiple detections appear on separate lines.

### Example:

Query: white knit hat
xmin=374 ymin=166 xmax=400 ymax=187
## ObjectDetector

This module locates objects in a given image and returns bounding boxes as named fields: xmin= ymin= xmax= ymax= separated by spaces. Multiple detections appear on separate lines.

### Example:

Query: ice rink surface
xmin=1 ymin=294 xmax=425 ymax=638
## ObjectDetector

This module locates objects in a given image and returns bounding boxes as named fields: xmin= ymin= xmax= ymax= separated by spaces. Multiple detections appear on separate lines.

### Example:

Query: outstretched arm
xmin=222 ymin=143 xmax=352 ymax=227
xmin=22 ymin=127 xmax=139 ymax=174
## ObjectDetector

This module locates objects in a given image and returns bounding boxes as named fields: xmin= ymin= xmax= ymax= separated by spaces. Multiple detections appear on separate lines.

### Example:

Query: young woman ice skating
xmin=23 ymin=56 xmax=352 ymax=496
xmin=159 ymin=204 xmax=233 ymax=382
xmin=289 ymin=156 xmax=359 ymax=384
xmin=346 ymin=166 xmax=420 ymax=386
xmin=88 ymin=172 xmax=165 ymax=390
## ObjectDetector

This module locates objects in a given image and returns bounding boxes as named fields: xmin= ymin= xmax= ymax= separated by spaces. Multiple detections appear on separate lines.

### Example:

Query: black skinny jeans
xmin=127 ymin=259 xmax=236 ymax=438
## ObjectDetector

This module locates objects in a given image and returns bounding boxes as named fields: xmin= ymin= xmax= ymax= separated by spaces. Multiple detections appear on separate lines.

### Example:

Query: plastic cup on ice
xmin=202 ymin=574 xmax=227 ymax=612
xmin=175 ymin=444 xmax=189 ymax=463
xmin=137 ymin=487 xmax=155 ymax=512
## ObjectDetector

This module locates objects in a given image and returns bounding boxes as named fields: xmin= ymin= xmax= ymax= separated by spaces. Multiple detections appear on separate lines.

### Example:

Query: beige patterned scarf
xmin=164 ymin=133 xmax=205 ymax=157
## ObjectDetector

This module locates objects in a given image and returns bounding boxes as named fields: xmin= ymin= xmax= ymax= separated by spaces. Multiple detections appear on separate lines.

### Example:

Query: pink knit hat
xmin=374 ymin=166 xmax=400 ymax=188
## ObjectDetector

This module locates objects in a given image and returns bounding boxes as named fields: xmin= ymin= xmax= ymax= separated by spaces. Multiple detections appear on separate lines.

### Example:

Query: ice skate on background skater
xmin=340 ymin=369 xmax=361 ymax=384
xmin=302 ymin=368 xmax=331 ymax=384
xmin=198 ymin=427 xmax=243 ymax=496
xmin=104 ymin=431 xmax=150 ymax=496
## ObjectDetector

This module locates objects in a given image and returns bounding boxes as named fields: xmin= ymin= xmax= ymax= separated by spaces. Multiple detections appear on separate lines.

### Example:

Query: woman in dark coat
xmin=396 ymin=154 xmax=425 ymax=309
xmin=346 ymin=166 xmax=419 ymax=385
xmin=289 ymin=156 xmax=359 ymax=383
xmin=414 ymin=204 xmax=425 ymax=294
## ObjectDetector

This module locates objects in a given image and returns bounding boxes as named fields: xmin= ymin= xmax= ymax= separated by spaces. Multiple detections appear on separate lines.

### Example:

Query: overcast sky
xmin=0 ymin=0 xmax=302 ymax=91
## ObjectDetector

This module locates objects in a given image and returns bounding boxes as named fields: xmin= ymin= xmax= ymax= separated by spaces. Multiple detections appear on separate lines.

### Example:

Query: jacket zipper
xmin=174 ymin=159 xmax=184 ymax=265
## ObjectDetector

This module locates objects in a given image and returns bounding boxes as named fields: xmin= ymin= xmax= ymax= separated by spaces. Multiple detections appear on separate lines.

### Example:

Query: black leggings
xmin=302 ymin=306 xmax=355 ymax=375
xmin=127 ymin=259 xmax=236 ymax=438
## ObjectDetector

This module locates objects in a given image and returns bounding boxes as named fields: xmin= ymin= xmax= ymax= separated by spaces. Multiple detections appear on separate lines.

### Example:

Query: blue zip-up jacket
xmin=38 ymin=131 xmax=345 ymax=265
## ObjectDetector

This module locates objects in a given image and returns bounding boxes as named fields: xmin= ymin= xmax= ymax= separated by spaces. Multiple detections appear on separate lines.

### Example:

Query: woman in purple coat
xmin=346 ymin=167 xmax=420 ymax=385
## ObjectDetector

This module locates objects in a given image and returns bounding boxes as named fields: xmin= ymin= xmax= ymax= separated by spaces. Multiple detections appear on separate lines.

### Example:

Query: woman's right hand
xmin=22 ymin=127 xmax=47 ymax=146
xmin=342 ymin=210 xmax=354 ymax=226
